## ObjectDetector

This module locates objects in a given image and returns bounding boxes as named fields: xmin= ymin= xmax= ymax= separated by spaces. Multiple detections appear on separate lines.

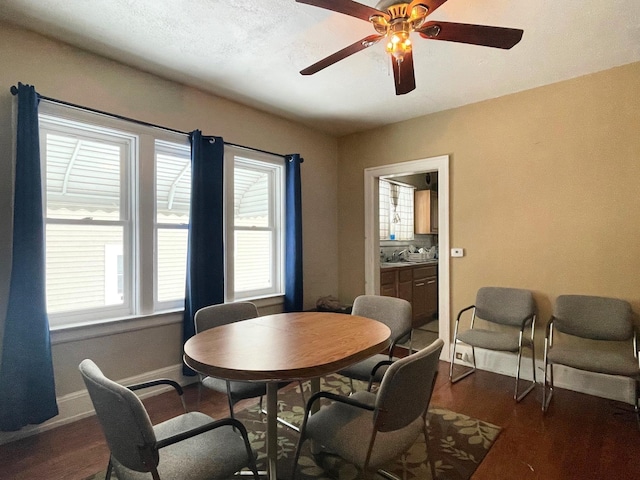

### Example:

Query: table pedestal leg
xmin=309 ymin=377 xmax=321 ymax=455
xmin=266 ymin=382 xmax=278 ymax=479
xmin=309 ymin=377 xmax=321 ymax=414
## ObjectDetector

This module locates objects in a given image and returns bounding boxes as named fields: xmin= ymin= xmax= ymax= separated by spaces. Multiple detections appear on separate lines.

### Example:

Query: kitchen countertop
xmin=380 ymin=260 xmax=438 ymax=269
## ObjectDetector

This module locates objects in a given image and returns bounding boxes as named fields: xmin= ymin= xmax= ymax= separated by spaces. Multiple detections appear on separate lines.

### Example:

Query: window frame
xmin=38 ymin=101 xmax=190 ymax=329
xmin=223 ymin=146 xmax=286 ymax=302
xmin=379 ymin=179 xmax=415 ymax=241
xmin=154 ymin=139 xmax=191 ymax=312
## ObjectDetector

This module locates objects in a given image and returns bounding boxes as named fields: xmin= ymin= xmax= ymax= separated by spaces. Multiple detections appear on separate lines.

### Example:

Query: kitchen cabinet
xmin=414 ymin=190 xmax=438 ymax=234
xmin=380 ymin=270 xmax=397 ymax=297
xmin=412 ymin=265 xmax=438 ymax=327
xmin=380 ymin=263 xmax=437 ymax=328
xmin=397 ymin=268 xmax=413 ymax=304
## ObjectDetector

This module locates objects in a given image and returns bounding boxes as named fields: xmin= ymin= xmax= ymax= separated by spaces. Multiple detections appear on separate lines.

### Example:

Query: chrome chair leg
xmin=635 ymin=379 xmax=640 ymax=429
xmin=450 ymin=342 xmax=477 ymax=383
xmin=514 ymin=342 xmax=536 ymax=402
xmin=542 ymin=363 xmax=554 ymax=413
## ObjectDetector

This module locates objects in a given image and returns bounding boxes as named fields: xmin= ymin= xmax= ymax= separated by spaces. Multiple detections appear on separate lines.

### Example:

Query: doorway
xmin=363 ymin=155 xmax=450 ymax=360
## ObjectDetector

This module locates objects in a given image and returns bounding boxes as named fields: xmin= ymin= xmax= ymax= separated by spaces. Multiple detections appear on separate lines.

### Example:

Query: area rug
xmin=86 ymin=375 xmax=500 ymax=480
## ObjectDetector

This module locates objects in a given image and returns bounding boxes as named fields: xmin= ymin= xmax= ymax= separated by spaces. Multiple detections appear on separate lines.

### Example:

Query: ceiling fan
xmin=296 ymin=0 xmax=523 ymax=95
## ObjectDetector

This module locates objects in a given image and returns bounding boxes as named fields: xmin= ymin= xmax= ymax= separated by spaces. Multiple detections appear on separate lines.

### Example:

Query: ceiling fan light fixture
xmin=409 ymin=3 xmax=429 ymax=29
xmin=370 ymin=14 xmax=389 ymax=34
xmin=385 ymin=20 xmax=412 ymax=61
xmin=297 ymin=0 xmax=524 ymax=95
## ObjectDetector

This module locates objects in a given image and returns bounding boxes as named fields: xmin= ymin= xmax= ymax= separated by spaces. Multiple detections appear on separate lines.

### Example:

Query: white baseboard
xmin=0 ymin=363 xmax=197 ymax=446
xmin=450 ymin=344 xmax=636 ymax=404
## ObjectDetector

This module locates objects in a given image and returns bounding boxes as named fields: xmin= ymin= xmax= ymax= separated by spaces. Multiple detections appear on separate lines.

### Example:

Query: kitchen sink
xmin=381 ymin=259 xmax=437 ymax=267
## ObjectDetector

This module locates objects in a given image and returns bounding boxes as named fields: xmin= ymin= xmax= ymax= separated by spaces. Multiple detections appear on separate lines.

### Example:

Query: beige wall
xmin=0 ymin=22 xmax=339 ymax=395
xmin=337 ymin=61 xmax=640 ymax=336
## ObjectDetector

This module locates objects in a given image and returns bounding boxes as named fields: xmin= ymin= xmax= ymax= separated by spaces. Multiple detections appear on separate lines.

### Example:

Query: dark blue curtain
xmin=182 ymin=131 xmax=224 ymax=375
xmin=284 ymin=154 xmax=303 ymax=312
xmin=0 ymin=83 xmax=58 ymax=431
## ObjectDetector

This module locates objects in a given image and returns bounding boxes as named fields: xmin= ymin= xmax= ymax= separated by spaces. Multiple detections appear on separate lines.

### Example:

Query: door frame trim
xmin=363 ymin=155 xmax=450 ymax=359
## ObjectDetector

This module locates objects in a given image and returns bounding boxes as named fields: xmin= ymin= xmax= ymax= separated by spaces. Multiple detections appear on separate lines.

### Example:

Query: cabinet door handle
xmin=415 ymin=282 xmax=425 ymax=287
xmin=427 ymin=280 xmax=436 ymax=284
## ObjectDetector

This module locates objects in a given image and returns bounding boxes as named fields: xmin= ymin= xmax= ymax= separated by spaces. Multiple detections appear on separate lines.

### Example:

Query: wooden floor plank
xmin=1 ymin=362 xmax=638 ymax=479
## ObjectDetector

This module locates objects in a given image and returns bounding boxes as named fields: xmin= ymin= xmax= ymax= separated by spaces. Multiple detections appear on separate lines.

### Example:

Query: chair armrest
xmin=544 ymin=316 xmax=556 ymax=339
xmin=155 ymin=417 xmax=249 ymax=449
xmin=127 ymin=379 xmax=184 ymax=397
xmin=519 ymin=313 xmax=536 ymax=330
xmin=305 ymin=391 xmax=375 ymax=415
xmin=455 ymin=305 xmax=475 ymax=325
xmin=367 ymin=359 xmax=394 ymax=391
xmin=370 ymin=359 xmax=394 ymax=378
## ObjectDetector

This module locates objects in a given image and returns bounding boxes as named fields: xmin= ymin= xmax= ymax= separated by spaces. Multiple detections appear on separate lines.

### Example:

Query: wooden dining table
xmin=183 ymin=310 xmax=391 ymax=480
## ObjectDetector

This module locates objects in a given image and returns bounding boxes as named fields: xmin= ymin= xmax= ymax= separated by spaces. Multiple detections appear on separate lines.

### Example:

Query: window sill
xmin=49 ymin=296 xmax=285 ymax=345
xmin=50 ymin=310 xmax=183 ymax=345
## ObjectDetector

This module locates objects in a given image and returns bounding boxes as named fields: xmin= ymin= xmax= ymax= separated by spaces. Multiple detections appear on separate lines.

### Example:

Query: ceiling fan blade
xmin=418 ymin=21 xmax=523 ymax=49
xmin=300 ymin=34 xmax=383 ymax=75
xmin=295 ymin=0 xmax=387 ymax=22
xmin=392 ymin=50 xmax=416 ymax=95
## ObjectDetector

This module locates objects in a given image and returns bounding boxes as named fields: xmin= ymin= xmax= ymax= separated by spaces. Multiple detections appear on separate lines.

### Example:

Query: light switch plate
xmin=451 ymin=248 xmax=464 ymax=257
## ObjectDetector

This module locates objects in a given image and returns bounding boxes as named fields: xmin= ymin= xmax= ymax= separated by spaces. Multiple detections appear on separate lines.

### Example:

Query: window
xmin=379 ymin=179 xmax=415 ymax=241
xmin=39 ymin=103 xmax=190 ymax=327
xmin=155 ymin=141 xmax=190 ymax=305
xmin=39 ymin=102 xmax=286 ymax=329
xmin=224 ymin=147 xmax=285 ymax=301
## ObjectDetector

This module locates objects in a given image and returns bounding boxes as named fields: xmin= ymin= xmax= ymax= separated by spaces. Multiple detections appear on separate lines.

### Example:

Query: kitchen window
xmin=379 ymin=179 xmax=415 ymax=241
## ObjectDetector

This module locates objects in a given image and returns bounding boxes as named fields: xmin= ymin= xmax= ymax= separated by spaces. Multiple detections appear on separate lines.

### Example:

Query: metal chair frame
xmin=292 ymin=341 xmax=442 ymax=480
xmin=450 ymin=303 xmax=537 ymax=402
xmin=543 ymin=317 xmax=640 ymax=428
xmin=80 ymin=365 xmax=259 ymax=480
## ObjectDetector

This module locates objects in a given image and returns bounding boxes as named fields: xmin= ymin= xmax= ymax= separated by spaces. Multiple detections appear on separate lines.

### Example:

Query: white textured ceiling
xmin=1 ymin=0 xmax=639 ymax=136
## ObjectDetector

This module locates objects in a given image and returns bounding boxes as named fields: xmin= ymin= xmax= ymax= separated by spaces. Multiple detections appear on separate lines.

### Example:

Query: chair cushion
xmin=201 ymin=376 xmax=267 ymax=402
xmin=457 ymin=328 xmax=526 ymax=352
xmin=547 ymin=346 xmax=639 ymax=377
xmin=112 ymin=412 xmax=253 ymax=480
xmin=305 ymin=391 xmax=423 ymax=470
xmin=338 ymin=354 xmax=393 ymax=383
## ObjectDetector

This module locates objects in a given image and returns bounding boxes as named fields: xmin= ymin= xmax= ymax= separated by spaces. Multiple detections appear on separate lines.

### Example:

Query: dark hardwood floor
xmin=1 ymin=362 xmax=638 ymax=479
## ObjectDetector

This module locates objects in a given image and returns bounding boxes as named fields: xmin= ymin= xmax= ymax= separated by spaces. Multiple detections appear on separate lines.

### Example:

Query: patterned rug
xmin=86 ymin=375 xmax=500 ymax=479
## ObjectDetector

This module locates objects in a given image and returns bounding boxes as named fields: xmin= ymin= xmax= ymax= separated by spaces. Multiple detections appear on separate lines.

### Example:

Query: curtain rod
xmin=10 ymin=85 xmax=292 ymax=160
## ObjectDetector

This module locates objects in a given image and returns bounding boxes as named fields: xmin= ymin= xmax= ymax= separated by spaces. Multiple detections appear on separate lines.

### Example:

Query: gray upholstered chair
xmin=338 ymin=295 xmax=413 ymax=391
xmin=450 ymin=286 xmax=537 ymax=402
xmin=194 ymin=302 xmax=266 ymax=417
xmin=195 ymin=302 xmax=304 ymax=429
xmin=291 ymin=338 xmax=444 ymax=480
xmin=79 ymin=359 xmax=259 ymax=480
xmin=543 ymin=294 xmax=639 ymax=426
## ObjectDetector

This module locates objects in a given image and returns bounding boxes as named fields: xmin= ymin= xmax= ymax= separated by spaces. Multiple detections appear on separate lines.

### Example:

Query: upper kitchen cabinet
xmin=414 ymin=190 xmax=438 ymax=234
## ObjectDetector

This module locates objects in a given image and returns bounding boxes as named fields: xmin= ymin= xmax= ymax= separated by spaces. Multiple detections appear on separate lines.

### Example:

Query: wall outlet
xmin=451 ymin=248 xmax=464 ymax=257
xmin=455 ymin=352 xmax=463 ymax=360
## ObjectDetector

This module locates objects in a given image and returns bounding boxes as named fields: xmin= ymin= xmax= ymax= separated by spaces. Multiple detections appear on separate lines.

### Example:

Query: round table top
xmin=183 ymin=311 xmax=391 ymax=382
